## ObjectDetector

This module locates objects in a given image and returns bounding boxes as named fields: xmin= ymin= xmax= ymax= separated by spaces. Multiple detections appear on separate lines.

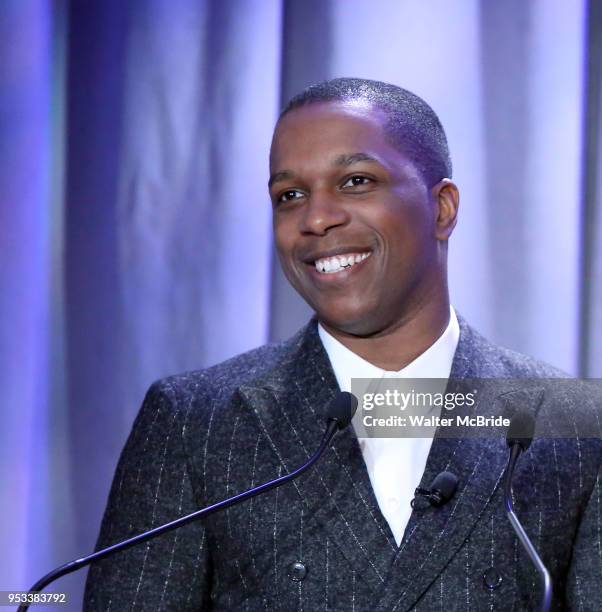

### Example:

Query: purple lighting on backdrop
xmin=0 ymin=0 xmax=54 ymax=592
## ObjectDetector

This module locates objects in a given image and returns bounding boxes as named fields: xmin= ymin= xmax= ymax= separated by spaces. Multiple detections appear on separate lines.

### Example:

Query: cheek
xmin=379 ymin=198 xmax=434 ymax=241
xmin=273 ymin=217 xmax=305 ymax=285
xmin=273 ymin=215 xmax=294 ymax=254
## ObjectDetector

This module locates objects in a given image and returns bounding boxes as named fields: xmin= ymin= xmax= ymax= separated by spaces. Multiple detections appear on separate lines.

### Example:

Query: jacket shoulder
xmin=455 ymin=315 xmax=570 ymax=378
xmin=148 ymin=323 xmax=309 ymax=409
xmin=480 ymin=341 xmax=569 ymax=378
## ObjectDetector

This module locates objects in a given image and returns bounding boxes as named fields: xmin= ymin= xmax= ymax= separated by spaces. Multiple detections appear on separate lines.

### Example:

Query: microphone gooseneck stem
xmin=504 ymin=443 xmax=552 ymax=612
xmin=18 ymin=419 xmax=341 ymax=612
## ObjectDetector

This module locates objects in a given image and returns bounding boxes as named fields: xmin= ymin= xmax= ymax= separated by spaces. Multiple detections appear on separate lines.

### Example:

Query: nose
xmin=299 ymin=190 xmax=350 ymax=235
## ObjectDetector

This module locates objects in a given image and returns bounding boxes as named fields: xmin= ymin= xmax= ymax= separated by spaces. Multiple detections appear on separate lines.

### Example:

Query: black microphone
xmin=17 ymin=391 xmax=358 ymax=612
xmin=504 ymin=412 xmax=552 ymax=612
xmin=411 ymin=471 xmax=459 ymax=508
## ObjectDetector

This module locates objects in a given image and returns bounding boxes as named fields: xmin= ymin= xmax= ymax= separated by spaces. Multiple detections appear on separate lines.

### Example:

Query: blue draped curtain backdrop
xmin=1 ymin=0 xmax=601 ymax=608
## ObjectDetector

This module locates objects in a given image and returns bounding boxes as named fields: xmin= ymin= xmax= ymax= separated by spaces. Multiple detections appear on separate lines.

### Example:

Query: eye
xmin=341 ymin=175 xmax=372 ymax=189
xmin=276 ymin=189 xmax=305 ymax=204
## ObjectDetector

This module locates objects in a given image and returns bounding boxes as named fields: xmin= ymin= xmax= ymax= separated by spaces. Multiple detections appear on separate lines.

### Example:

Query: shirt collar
xmin=318 ymin=306 xmax=460 ymax=393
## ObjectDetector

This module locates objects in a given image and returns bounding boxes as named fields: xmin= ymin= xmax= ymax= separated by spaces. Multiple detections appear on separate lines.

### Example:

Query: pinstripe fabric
xmin=84 ymin=315 xmax=602 ymax=610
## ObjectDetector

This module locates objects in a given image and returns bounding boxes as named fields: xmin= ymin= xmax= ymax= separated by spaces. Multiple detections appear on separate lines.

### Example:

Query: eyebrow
xmin=268 ymin=152 xmax=381 ymax=189
xmin=333 ymin=152 xmax=380 ymax=166
xmin=268 ymin=170 xmax=294 ymax=189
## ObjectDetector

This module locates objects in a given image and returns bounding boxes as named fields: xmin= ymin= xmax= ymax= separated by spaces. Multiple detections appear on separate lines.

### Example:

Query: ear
xmin=432 ymin=179 xmax=459 ymax=241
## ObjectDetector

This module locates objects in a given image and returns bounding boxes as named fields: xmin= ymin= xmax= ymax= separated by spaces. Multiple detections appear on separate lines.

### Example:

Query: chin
xmin=315 ymin=305 xmax=380 ymax=337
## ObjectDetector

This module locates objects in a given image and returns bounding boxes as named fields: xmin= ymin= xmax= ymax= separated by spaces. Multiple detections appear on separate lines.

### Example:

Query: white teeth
xmin=313 ymin=252 xmax=371 ymax=274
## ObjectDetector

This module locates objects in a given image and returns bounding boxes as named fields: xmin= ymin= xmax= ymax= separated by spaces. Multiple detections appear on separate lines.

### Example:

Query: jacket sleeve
xmin=84 ymin=380 xmax=213 ymax=611
xmin=566 ymin=465 xmax=602 ymax=609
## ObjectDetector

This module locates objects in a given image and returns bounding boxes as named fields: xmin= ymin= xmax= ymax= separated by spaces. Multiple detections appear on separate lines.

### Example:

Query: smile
xmin=314 ymin=252 xmax=372 ymax=274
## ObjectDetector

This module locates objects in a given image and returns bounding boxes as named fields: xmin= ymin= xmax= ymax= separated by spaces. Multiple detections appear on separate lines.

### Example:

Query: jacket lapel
xmin=375 ymin=317 xmax=546 ymax=611
xmin=239 ymin=319 xmax=398 ymax=594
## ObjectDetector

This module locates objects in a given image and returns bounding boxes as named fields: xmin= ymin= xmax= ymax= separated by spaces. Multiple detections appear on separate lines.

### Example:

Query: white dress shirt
xmin=318 ymin=306 xmax=460 ymax=546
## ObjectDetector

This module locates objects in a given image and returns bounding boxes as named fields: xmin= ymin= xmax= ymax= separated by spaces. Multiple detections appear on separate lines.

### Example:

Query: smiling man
xmin=85 ymin=79 xmax=602 ymax=610
xmin=269 ymin=87 xmax=458 ymax=370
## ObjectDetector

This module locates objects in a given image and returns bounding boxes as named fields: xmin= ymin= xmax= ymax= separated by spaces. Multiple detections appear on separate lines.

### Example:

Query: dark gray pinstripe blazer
xmin=84 ymin=315 xmax=602 ymax=611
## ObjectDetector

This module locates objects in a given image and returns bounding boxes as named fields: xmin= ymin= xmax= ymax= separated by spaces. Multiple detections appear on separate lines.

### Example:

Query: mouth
xmin=311 ymin=251 xmax=372 ymax=275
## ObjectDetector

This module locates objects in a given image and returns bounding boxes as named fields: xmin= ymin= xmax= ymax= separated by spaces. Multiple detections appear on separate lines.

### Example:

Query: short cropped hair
xmin=281 ymin=77 xmax=452 ymax=186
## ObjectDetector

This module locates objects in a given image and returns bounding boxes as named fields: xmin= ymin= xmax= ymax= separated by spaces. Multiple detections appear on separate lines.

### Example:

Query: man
xmin=85 ymin=78 xmax=601 ymax=610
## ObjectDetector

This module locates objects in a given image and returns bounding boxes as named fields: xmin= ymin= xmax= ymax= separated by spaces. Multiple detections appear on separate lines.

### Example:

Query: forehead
xmin=270 ymin=101 xmax=402 ymax=173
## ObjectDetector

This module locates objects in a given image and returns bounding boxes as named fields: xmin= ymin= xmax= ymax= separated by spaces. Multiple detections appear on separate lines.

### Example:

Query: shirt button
xmin=482 ymin=567 xmax=503 ymax=590
xmin=288 ymin=561 xmax=307 ymax=581
xmin=387 ymin=497 xmax=399 ymax=509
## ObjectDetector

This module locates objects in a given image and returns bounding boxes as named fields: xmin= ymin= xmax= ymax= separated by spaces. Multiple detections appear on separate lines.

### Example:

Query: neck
xmin=320 ymin=297 xmax=451 ymax=371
